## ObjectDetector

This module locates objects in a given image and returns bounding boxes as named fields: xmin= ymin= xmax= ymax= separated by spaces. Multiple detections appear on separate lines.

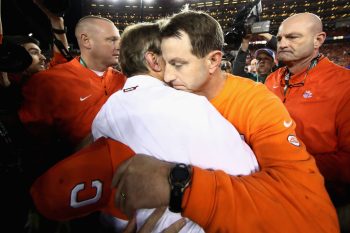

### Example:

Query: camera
xmin=224 ymin=0 xmax=270 ymax=50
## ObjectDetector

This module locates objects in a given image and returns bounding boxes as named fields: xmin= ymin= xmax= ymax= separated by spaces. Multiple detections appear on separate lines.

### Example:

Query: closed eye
xmin=169 ymin=61 xmax=187 ymax=69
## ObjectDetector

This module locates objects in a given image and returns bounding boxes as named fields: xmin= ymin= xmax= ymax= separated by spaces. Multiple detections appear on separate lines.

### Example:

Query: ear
xmin=314 ymin=32 xmax=326 ymax=49
xmin=80 ymin=33 xmax=92 ymax=49
xmin=207 ymin=50 xmax=223 ymax=74
xmin=145 ymin=51 xmax=162 ymax=72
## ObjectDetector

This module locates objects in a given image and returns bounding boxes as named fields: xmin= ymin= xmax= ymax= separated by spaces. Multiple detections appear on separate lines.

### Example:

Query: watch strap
xmin=168 ymin=163 xmax=192 ymax=213
xmin=169 ymin=185 xmax=184 ymax=213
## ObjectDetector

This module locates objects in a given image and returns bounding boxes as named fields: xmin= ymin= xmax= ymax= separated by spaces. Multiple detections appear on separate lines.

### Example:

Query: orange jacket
xmin=181 ymin=75 xmax=339 ymax=232
xmin=19 ymin=57 xmax=125 ymax=146
xmin=265 ymin=58 xmax=350 ymax=184
xmin=49 ymin=52 xmax=68 ymax=68
xmin=30 ymin=137 xmax=134 ymax=221
xmin=30 ymin=75 xmax=339 ymax=232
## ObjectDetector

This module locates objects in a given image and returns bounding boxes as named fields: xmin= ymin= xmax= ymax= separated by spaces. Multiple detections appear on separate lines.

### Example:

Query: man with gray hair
xmin=92 ymin=21 xmax=258 ymax=232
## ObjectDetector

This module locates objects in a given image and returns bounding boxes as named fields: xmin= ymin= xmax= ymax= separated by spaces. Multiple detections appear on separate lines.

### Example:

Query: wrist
xmin=52 ymin=26 xmax=67 ymax=34
xmin=168 ymin=163 xmax=192 ymax=213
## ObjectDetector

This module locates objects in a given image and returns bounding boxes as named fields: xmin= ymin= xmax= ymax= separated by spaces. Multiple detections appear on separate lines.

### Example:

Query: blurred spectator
xmin=0 ymin=0 xmax=71 ymax=231
xmin=221 ymin=59 xmax=232 ymax=73
xmin=247 ymin=58 xmax=258 ymax=74
xmin=320 ymin=42 xmax=350 ymax=67
xmin=232 ymin=33 xmax=276 ymax=83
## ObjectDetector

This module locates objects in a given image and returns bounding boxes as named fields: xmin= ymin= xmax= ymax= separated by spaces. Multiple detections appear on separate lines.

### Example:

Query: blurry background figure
xmin=221 ymin=59 xmax=232 ymax=74
xmin=254 ymin=48 xmax=276 ymax=81
xmin=232 ymin=33 xmax=276 ymax=83
xmin=247 ymin=58 xmax=258 ymax=73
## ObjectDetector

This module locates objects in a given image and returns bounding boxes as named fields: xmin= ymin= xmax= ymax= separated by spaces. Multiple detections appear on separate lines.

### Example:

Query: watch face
xmin=171 ymin=164 xmax=190 ymax=184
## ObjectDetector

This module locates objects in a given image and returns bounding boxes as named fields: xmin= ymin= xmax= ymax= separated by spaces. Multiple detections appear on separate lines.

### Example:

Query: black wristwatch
xmin=168 ymin=163 xmax=192 ymax=213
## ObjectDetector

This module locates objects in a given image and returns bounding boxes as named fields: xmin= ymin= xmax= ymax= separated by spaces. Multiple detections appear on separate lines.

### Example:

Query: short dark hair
xmin=160 ymin=9 xmax=224 ymax=58
xmin=119 ymin=22 xmax=162 ymax=77
xmin=4 ymin=35 xmax=40 ymax=47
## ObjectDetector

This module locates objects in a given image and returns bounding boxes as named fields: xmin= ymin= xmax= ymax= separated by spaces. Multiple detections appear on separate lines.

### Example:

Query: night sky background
xmin=2 ymin=0 xmax=81 ymax=50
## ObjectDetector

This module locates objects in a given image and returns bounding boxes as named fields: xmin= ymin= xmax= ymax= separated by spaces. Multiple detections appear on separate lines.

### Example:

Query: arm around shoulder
xmin=181 ymin=88 xmax=339 ymax=233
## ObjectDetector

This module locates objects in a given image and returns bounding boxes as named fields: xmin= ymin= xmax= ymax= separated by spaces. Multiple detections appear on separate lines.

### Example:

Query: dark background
xmin=2 ymin=0 xmax=81 ymax=50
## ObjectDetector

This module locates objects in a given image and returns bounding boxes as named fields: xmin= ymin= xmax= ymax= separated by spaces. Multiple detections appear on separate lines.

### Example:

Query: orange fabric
xmin=30 ymin=137 xmax=134 ymax=221
xmin=182 ymin=75 xmax=339 ymax=232
xmin=19 ymin=57 xmax=126 ymax=146
xmin=265 ymin=58 xmax=350 ymax=183
xmin=48 ymin=52 xmax=68 ymax=68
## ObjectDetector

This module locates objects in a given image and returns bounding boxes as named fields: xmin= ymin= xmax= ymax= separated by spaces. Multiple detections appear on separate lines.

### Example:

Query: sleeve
xmin=232 ymin=48 xmax=250 ymax=78
xmin=18 ymin=73 xmax=57 ymax=143
xmin=313 ymin=94 xmax=350 ymax=183
xmin=48 ymin=52 xmax=68 ymax=68
xmin=30 ymin=137 xmax=135 ymax=221
xmin=91 ymin=103 xmax=109 ymax=140
xmin=181 ymin=87 xmax=339 ymax=233
xmin=91 ymin=98 xmax=119 ymax=141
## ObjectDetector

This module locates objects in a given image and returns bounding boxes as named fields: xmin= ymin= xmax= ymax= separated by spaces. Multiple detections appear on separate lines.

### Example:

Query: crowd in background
xmin=1 ymin=1 xmax=350 ymax=233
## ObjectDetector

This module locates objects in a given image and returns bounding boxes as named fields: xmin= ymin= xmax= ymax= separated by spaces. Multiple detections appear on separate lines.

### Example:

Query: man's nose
xmin=40 ymin=53 xmax=46 ymax=61
xmin=163 ymin=67 xmax=175 ymax=83
xmin=278 ymin=37 xmax=288 ymax=48
xmin=115 ymin=40 xmax=121 ymax=50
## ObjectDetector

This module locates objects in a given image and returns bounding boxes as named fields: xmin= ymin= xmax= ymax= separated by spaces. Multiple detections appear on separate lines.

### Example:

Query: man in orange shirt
xmin=19 ymin=15 xmax=125 ymax=232
xmin=19 ymin=15 xmax=125 ymax=150
xmin=31 ymin=10 xmax=339 ymax=233
xmin=265 ymin=12 xmax=350 ymax=231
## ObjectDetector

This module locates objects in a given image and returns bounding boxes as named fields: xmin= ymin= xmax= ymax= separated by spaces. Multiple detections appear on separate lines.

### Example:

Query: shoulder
xmin=218 ymin=74 xmax=285 ymax=116
xmin=314 ymin=58 xmax=350 ymax=91
xmin=32 ymin=58 xmax=78 ymax=80
xmin=226 ymin=74 xmax=273 ymax=98
xmin=265 ymin=67 xmax=284 ymax=84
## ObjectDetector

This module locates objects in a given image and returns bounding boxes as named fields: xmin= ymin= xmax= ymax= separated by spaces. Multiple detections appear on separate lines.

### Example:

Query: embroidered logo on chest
xmin=303 ymin=90 xmax=313 ymax=99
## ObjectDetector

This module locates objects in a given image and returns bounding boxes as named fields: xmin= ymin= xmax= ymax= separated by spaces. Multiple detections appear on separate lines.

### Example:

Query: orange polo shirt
xmin=265 ymin=58 xmax=350 ymax=184
xmin=19 ymin=57 xmax=125 ymax=147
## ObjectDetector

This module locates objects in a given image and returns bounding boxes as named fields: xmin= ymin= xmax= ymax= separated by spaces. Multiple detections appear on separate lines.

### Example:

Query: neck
xmin=148 ymin=70 xmax=164 ymax=82
xmin=285 ymin=51 xmax=319 ymax=74
xmin=80 ymin=54 xmax=108 ymax=72
xmin=194 ymin=70 xmax=226 ymax=100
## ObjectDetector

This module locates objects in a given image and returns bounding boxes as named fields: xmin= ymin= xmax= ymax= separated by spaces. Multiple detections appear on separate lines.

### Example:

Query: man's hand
xmin=112 ymin=155 xmax=172 ymax=217
xmin=258 ymin=33 xmax=273 ymax=41
xmin=241 ymin=34 xmax=252 ymax=52
xmin=33 ymin=0 xmax=63 ymax=27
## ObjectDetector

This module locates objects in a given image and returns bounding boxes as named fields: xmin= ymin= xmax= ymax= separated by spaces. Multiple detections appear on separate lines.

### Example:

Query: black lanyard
xmin=80 ymin=57 xmax=88 ymax=68
xmin=282 ymin=53 xmax=322 ymax=96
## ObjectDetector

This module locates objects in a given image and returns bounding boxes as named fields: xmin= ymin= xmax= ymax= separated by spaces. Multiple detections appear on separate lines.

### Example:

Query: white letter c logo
xmin=70 ymin=180 xmax=102 ymax=208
